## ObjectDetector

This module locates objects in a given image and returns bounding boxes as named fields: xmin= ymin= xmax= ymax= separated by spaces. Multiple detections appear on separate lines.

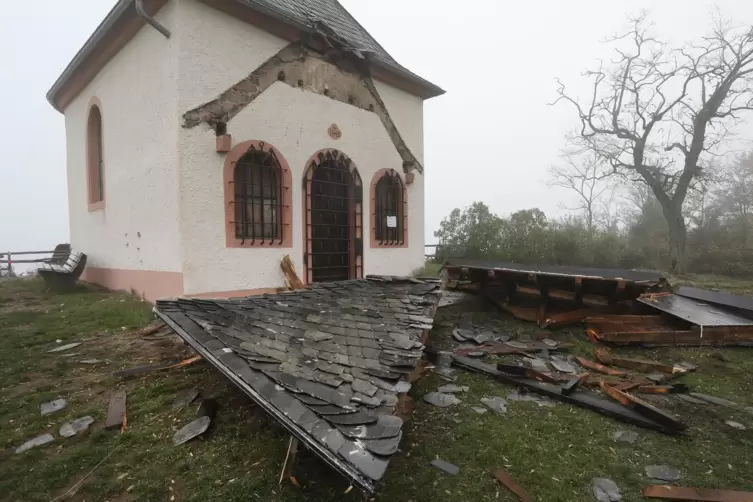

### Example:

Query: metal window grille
xmin=374 ymin=172 xmax=404 ymax=245
xmin=233 ymin=146 xmax=284 ymax=243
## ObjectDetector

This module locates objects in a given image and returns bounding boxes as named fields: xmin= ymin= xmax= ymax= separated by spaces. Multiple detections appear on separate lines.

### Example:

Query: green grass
xmin=2 ymin=277 xmax=753 ymax=501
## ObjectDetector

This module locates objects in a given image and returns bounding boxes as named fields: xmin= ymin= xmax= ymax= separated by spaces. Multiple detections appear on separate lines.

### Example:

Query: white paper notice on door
xmin=386 ymin=216 xmax=397 ymax=228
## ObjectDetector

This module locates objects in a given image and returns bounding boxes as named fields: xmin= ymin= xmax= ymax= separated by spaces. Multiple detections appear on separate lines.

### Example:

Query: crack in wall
xmin=182 ymin=42 xmax=423 ymax=174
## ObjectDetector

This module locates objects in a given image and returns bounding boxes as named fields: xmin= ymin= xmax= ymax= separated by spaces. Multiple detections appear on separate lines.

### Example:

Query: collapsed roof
xmin=154 ymin=276 xmax=440 ymax=493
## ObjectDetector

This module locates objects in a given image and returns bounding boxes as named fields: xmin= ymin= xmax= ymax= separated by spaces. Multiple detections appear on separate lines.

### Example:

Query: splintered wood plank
xmin=492 ymin=468 xmax=533 ymax=502
xmin=642 ymin=484 xmax=753 ymax=501
xmin=281 ymin=255 xmax=304 ymax=290
xmin=105 ymin=390 xmax=127 ymax=430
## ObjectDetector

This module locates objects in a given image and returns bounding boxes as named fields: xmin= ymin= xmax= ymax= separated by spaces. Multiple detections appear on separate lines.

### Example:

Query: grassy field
xmin=2 ymin=277 xmax=753 ymax=501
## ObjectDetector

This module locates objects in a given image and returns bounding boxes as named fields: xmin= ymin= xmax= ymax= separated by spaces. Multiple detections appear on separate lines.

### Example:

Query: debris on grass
xmin=592 ymin=477 xmax=622 ymax=501
xmin=59 ymin=416 xmax=95 ymax=438
xmin=492 ymin=467 xmax=533 ymax=502
xmin=40 ymin=398 xmax=67 ymax=415
xmin=612 ymin=430 xmax=638 ymax=444
xmin=79 ymin=359 xmax=105 ymax=365
xmin=172 ymin=388 xmax=200 ymax=409
xmin=436 ymin=384 xmax=469 ymax=393
xmin=724 ymin=420 xmax=746 ymax=430
xmin=689 ymin=393 xmax=738 ymax=409
xmin=430 ymin=458 xmax=459 ymax=475
xmin=15 ymin=433 xmax=54 ymax=454
xmin=507 ymin=389 xmax=555 ymax=407
xmin=480 ymin=396 xmax=507 ymax=414
xmin=48 ymin=342 xmax=81 ymax=353
xmin=173 ymin=416 xmax=212 ymax=446
xmin=423 ymin=392 xmax=462 ymax=407
xmin=471 ymin=406 xmax=488 ymax=414
xmin=645 ymin=465 xmax=682 ymax=482
xmin=105 ymin=390 xmax=127 ymax=430
xmin=112 ymin=355 xmax=202 ymax=379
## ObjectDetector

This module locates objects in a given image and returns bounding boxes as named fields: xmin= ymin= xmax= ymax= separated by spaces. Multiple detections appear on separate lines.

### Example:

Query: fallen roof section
xmin=154 ymin=276 xmax=440 ymax=493
xmin=443 ymin=259 xmax=664 ymax=283
xmin=676 ymin=286 xmax=753 ymax=314
xmin=638 ymin=294 xmax=753 ymax=327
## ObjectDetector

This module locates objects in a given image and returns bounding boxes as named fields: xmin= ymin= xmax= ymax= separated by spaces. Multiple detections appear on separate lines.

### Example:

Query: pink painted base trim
xmin=187 ymin=287 xmax=286 ymax=299
xmin=81 ymin=267 xmax=184 ymax=302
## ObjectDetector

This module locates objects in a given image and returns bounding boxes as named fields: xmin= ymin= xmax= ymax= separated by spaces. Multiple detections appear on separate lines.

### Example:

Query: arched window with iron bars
xmin=233 ymin=145 xmax=284 ymax=243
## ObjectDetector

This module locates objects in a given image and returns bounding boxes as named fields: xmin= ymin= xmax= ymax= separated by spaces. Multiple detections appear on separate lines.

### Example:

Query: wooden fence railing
xmin=0 ymin=250 xmax=56 ymax=275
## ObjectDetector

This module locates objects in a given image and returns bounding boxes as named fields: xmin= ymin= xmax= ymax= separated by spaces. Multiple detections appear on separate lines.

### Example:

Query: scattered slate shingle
xmin=59 ymin=416 xmax=95 ymax=438
xmin=48 ymin=342 xmax=81 ymax=353
xmin=154 ymin=276 xmax=440 ymax=493
xmin=592 ymin=477 xmax=622 ymax=501
xmin=480 ymin=396 xmax=508 ymax=414
xmin=645 ymin=465 xmax=682 ymax=482
xmin=423 ymin=392 xmax=462 ymax=407
xmin=173 ymin=416 xmax=211 ymax=445
xmin=15 ymin=433 xmax=54 ymax=454
xmin=431 ymin=458 xmax=460 ymax=475
xmin=612 ymin=430 xmax=638 ymax=444
xmin=40 ymin=398 xmax=67 ymax=415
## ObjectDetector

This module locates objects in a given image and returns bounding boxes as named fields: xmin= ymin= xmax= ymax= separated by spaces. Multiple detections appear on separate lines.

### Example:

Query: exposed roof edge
xmin=237 ymin=0 xmax=444 ymax=99
xmin=46 ymin=0 xmax=443 ymax=113
xmin=46 ymin=0 xmax=133 ymax=113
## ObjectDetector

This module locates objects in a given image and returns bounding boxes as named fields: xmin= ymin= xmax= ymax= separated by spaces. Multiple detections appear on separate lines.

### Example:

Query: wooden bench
xmin=38 ymin=249 xmax=87 ymax=292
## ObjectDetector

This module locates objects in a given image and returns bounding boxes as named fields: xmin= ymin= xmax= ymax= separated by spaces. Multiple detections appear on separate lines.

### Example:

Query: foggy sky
xmin=1 ymin=0 xmax=752 ymax=256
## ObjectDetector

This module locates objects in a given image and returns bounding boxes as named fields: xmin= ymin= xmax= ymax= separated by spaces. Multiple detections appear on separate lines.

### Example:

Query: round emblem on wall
xmin=328 ymin=123 xmax=342 ymax=140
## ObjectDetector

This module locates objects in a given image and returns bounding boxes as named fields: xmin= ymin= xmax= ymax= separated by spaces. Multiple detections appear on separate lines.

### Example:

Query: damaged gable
xmin=182 ymin=42 xmax=424 ymax=174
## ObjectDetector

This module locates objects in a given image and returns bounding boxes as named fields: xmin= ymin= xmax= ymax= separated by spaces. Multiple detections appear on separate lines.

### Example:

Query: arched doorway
xmin=303 ymin=150 xmax=363 ymax=283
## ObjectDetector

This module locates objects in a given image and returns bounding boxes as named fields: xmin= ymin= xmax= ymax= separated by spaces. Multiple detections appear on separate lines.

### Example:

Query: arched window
xmin=86 ymin=103 xmax=104 ymax=209
xmin=371 ymin=169 xmax=407 ymax=247
xmin=234 ymin=147 xmax=285 ymax=241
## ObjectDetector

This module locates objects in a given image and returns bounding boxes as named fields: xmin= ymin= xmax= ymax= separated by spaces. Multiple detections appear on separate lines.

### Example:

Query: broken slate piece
xmin=40 ymin=398 xmax=67 ymax=415
xmin=507 ymin=389 xmax=555 ymax=407
xmin=592 ymin=477 xmax=622 ymax=501
xmin=15 ymin=433 xmax=54 ymax=454
xmin=172 ymin=388 xmax=200 ymax=409
xmin=471 ymin=406 xmax=488 ymax=414
xmin=690 ymin=393 xmax=738 ymax=408
xmin=423 ymin=392 xmax=461 ymax=407
xmin=674 ymin=394 xmax=707 ymax=405
xmin=173 ymin=416 xmax=211 ymax=445
xmin=725 ymin=420 xmax=746 ymax=430
xmin=452 ymin=329 xmax=473 ymax=342
xmin=437 ymin=384 xmax=469 ymax=393
xmin=542 ymin=339 xmax=559 ymax=347
xmin=393 ymin=381 xmax=411 ymax=393
xmin=550 ymin=358 xmax=577 ymax=374
xmin=645 ymin=373 xmax=667 ymax=383
xmin=612 ymin=430 xmax=638 ymax=444
xmin=645 ymin=465 xmax=681 ymax=482
xmin=431 ymin=458 xmax=460 ymax=475
xmin=674 ymin=361 xmax=697 ymax=372
xmin=472 ymin=332 xmax=493 ymax=345
xmin=79 ymin=359 xmax=104 ymax=365
xmin=527 ymin=358 xmax=550 ymax=372
xmin=466 ymin=351 xmax=486 ymax=358
xmin=48 ymin=342 xmax=81 ymax=353
xmin=304 ymin=330 xmax=334 ymax=342
xmin=505 ymin=341 xmax=529 ymax=349
xmin=59 ymin=416 xmax=95 ymax=438
xmin=480 ymin=396 xmax=507 ymax=414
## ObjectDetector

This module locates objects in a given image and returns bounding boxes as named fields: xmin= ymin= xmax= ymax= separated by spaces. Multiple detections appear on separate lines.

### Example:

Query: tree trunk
xmin=664 ymin=207 xmax=687 ymax=273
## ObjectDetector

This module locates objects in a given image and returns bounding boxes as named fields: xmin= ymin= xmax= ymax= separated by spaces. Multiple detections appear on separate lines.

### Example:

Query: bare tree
xmin=549 ymin=152 xmax=611 ymax=234
xmin=552 ymin=13 xmax=753 ymax=272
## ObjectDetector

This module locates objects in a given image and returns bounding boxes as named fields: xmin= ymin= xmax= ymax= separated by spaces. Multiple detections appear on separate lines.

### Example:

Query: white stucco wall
xmin=175 ymin=0 xmax=289 ymax=111
xmin=178 ymin=82 xmax=425 ymax=294
xmin=64 ymin=2 xmax=182 ymax=273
